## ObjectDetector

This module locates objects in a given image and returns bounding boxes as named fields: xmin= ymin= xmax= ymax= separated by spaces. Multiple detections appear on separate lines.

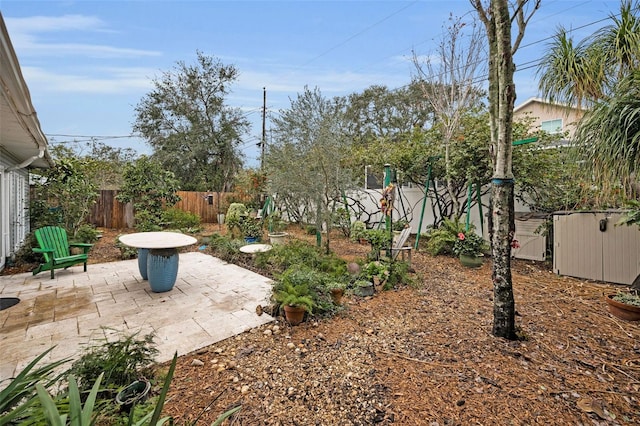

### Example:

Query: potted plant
xmin=239 ymin=215 xmax=263 ymax=243
xmin=326 ymin=281 xmax=346 ymax=305
xmin=452 ymin=231 xmax=488 ymax=268
xmin=266 ymin=212 xmax=288 ymax=245
xmin=354 ymin=279 xmax=374 ymax=297
xmin=274 ymin=281 xmax=315 ymax=325
xmin=350 ymin=220 xmax=368 ymax=244
xmin=605 ymin=290 xmax=640 ymax=321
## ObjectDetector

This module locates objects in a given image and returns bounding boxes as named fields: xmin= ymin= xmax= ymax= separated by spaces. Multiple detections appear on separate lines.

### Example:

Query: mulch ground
xmin=4 ymin=225 xmax=639 ymax=425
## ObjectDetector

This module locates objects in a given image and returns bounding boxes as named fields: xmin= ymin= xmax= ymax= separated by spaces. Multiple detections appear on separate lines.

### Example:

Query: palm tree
xmin=537 ymin=0 xmax=640 ymax=201
xmin=537 ymin=0 xmax=639 ymax=107
xmin=574 ymin=71 xmax=640 ymax=198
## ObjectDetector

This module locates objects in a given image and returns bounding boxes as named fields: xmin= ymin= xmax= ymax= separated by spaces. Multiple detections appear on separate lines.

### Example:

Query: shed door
xmin=553 ymin=214 xmax=603 ymax=281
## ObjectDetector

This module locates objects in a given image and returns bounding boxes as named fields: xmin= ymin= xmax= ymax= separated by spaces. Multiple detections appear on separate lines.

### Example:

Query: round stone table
xmin=118 ymin=232 xmax=197 ymax=292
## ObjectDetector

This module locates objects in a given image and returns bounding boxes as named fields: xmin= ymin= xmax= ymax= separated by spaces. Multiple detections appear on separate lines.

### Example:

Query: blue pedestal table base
xmin=147 ymin=248 xmax=179 ymax=293
xmin=137 ymin=248 xmax=149 ymax=280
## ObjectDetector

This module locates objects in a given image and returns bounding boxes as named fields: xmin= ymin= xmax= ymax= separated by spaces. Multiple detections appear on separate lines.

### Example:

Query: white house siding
xmin=0 ymin=155 xmax=30 ymax=270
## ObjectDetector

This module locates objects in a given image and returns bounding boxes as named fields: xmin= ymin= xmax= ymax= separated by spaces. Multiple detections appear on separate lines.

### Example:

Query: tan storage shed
xmin=553 ymin=211 xmax=640 ymax=285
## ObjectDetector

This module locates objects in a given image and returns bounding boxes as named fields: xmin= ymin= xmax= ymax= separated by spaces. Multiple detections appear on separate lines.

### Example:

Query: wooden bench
xmin=32 ymin=226 xmax=93 ymax=279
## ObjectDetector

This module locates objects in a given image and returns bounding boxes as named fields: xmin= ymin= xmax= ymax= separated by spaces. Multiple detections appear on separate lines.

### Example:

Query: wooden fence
xmin=87 ymin=190 xmax=245 ymax=229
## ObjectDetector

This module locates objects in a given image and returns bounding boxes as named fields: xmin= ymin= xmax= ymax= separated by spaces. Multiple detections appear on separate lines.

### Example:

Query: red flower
xmin=511 ymin=239 xmax=520 ymax=249
xmin=458 ymin=232 xmax=465 ymax=241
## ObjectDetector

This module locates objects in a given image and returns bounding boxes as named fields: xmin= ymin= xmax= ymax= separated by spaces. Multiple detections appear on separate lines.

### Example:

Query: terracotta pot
xmin=605 ymin=295 xmax=640 ymax=321
xmin=459 ymin=254 xmax=483 ymax=268
xmin=283 ymin=305 xmax=306 ymax=325
xmin=330 ymin=288 xmax=344 ymax=305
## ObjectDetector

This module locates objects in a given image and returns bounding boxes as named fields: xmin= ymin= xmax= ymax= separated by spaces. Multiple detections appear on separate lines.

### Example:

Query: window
xmin=541 ymin=118 xmax=563 ymax=134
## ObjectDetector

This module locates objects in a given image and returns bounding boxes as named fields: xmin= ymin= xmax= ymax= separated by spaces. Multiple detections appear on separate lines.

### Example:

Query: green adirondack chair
xmin=32 ymin=226 xmax=93 ymax=279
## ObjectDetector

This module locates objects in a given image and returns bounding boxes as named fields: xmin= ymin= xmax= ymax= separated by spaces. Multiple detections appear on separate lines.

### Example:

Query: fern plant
xmin=274 ymin=282 xmax=315 ymax=313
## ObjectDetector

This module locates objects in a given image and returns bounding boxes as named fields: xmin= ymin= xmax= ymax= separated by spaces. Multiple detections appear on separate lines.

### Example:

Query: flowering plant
xmin=452 ymin=232 xmax=488 ymax=256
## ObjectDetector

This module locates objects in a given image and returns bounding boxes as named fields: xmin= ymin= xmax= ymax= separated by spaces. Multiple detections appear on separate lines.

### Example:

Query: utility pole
xmin=261 ymin=87 xmax=266 ymax=170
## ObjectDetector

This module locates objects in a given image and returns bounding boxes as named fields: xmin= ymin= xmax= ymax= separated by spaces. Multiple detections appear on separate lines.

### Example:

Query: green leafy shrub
xmin=74 ymin=224 xmax=101 ymax=244
xmin=365 ymin=229 xmax=392 ymax=260
xmin=116 ymin=235 xmax=138 ymax=260
xmin=238 ymin=216 xmax=263 ymax=239
xmin=452 ymin=231 xmax=488 ymax=256
xmin=207 ymin=233 xmax=245 ymax=264
xmin=426 ymin=218 xmax=468 ymax=256
xmin=66 ymin=330 xmax=158 ymax=393
xmin=225 ymin=203 xmax=248 ymax=237
xmin=350 ymin=220 xmax=367 ymax=242
xmin=160 ymin=208 xmax=202 ymax=232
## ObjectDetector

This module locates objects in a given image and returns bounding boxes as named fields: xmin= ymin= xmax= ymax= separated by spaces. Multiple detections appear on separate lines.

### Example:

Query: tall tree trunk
xmin=472 ymin=0 xmax=539 ymax=339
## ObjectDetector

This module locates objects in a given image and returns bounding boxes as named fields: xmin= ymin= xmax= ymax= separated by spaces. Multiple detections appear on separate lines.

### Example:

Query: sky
xmin=1 ymin=0 xmax=624 ymax=167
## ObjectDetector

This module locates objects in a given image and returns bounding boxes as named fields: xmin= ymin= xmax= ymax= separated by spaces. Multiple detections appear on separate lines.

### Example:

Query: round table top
xmin=239 ymin=243 xmax=273 ymax=254
xmin=118 ymin=232 xmax=198 ymax=249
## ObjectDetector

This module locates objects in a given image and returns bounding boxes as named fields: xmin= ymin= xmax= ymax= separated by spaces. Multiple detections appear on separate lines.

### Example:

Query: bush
xmin=74 ymin=224 xmax=100 ymax=244
xmin=161 ymin=207 xmax=202 ymax=232
xmin=225 ymin=203 xmax=248 ymax=237
xmin=66 ymin=330 xmax=158 ymax=393
xmin=426 ymin=218 xmax=468 ymax=256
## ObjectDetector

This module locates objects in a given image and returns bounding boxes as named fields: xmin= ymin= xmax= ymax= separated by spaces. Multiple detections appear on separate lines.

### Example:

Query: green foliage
xmin=134 ymin=51 xmax=248 ymax=192
xmin=274 ymin=268 xmax=317 ymax=314
xmin=332 ymin=208 xmax=352 ymax=237
xmin=386 ymin=261 xmax=414 ymax=289
xmin=350 ymin=220 xmax=367 ymax=242
xmin=116 ymin=235 xmax=138 ymax=260
xmin=160 ymin=208 xmax=202 ymax=232
xmin=36 ymin=373 xmax=104 ymax=426
xmin=618 ymin=200 xmax=640 ymax=228
xmin=254 ymin=240 xmax=346 ymax=278
xmin=238 ymin=216 xmax=263 ymax=239
xmin=225 ymin=203 xmax=248 ymax=236
xmin=116 ymin=156 xmax=181 ymax=231
xmin=426 ymin=218 xmax=468 ymax=256
xmin=0 ymin=347 xmax=69 ymax=425
xmin=265 ymin=86 xmax=358 ymax=252
xmin=365 ymin=229 xmax=392 ymax=259
xmin=360 ymin=261 xmax=390 ymax=283
xmin=74 ymin=224 xmax=101 ymax=244
xmin=30 ymin=154 xmax=99 ymax=237
xmin=66 ymin=330 xmax=158 ymax=393
xmin=452 ymin=231 xmax=488 ymax=256
xmin=206 ymin=233 xmax=245 ymax=264
xmin=613 ymin=291 xmax=640 ymax=307
xmin=265 ymin=212 xmax=286 ymax=233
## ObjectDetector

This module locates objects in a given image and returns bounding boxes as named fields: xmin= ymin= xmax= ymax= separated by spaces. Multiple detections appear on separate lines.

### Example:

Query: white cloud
xmin=22 ymin=66 xmax=155 ymax=94
xmin=5 ymin=15 xmax=161 ymax=58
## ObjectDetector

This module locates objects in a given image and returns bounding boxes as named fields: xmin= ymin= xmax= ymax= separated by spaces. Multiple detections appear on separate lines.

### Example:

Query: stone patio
xmin=0 ymin=252 xmax=274 ymax=384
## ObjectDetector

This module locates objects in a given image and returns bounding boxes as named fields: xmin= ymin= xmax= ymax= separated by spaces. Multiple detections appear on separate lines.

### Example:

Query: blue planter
xmin=244 ymin=236 xmax=258 ymax=243
xmin=147 ymin=249 xmax=179 ymax=292
xmin=137 ymin=248 xmax=149 ymax=280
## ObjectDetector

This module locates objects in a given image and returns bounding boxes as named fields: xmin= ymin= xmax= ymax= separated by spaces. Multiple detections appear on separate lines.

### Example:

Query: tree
xmin=31 ymin=146 xmax=99 ymax=237
xmin=413 ymin=14 xmax=487 ymax=217
xmin=266 ymin=87 xmax=357 ymax=253
xmin=471 ymin=0 xmax=540 ymax=339
xmin=116 ymin=156 xmax=181 ymax=231
xmin=133 ymin=51 xmax=249 ymax=192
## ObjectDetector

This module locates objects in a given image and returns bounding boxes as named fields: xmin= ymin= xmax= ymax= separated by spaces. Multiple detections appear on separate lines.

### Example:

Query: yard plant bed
xmin=5 ymin=226 xmax=639 ymax=424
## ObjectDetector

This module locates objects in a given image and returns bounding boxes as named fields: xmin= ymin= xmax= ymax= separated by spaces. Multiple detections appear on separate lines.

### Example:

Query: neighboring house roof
xmin=0 ymin=12 xmax=53 ymax=169
xmin=514 ymin=97 xmax=584 ymax=116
